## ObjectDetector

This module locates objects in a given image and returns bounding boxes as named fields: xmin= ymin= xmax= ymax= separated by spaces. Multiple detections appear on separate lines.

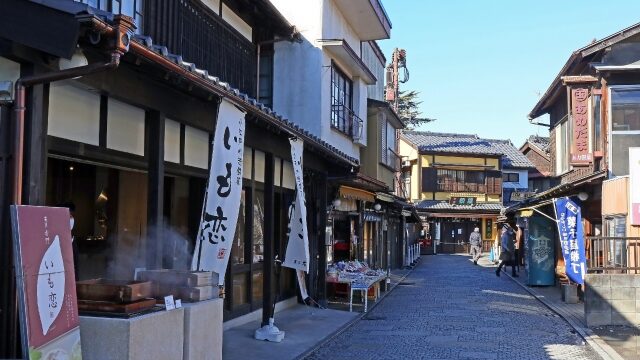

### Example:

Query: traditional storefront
xmin=0 ymin=1 xmax=356 ymax=357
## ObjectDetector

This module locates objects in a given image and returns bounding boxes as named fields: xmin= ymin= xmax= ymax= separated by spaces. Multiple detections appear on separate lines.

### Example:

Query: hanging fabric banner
xmin=283 ymin=138 xmax=310 ymax=273
xmin=191 ymin=99 xmax=246 ymax=285
xmin=553 ymin=197 xmax=587 ymax=284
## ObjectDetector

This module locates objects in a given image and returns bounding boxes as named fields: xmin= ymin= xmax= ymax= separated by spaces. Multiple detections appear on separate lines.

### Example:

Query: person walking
xmin=469 ymin=227 xmax=482 ymax=265
xmin=496 ymin=224 xmax=517 ymax=277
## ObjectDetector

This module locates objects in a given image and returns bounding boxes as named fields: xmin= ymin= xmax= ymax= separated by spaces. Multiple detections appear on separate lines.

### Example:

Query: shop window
xmin=232 ymin=273 xmax=248 ymax=308
xmin=610 ymin=87 xmax=640 ymax=176
xmin=252 ymin=190 xmax=265 ymax=263
xmin=230 ymin=190 xmax=246 ymax=265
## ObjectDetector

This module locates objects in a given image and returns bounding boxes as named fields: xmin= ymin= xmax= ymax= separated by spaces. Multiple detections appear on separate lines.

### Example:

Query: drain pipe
xmin=12 ymin=15 xmax=134 ymax=205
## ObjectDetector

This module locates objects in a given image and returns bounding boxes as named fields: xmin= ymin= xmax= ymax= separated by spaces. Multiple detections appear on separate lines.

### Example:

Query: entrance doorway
xmin=437 ymin=221 xmax=479 ymax=254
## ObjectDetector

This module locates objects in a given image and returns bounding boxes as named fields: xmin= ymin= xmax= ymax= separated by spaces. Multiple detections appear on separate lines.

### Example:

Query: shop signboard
xmin=570 ymin=87 xmax=593 ymax=165
xmin=191 ymin=99 xmax=246 ymax=285
xmin=10 ymin=205 xmax=82 ymax=360
xmin=630 ymin=147 xmax=640 ymax=225
xmin=553 ymin=197 xmax=587 ymax=284
xmin=510 ymin=191 xmax=535 ymax=202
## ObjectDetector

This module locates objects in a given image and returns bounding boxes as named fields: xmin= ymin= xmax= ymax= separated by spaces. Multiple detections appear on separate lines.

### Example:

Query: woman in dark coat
xmin=496 ymin=224 xmax=517 ymax=277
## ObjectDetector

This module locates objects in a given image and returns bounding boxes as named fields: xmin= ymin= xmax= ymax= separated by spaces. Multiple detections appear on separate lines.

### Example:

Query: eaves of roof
xmin=367 ymin=98 xmax=404 ymax=129
xmin=529 ymin=21 xmax=640 ymax=119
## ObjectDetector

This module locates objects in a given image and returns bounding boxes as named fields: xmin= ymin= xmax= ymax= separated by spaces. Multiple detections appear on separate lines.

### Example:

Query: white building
xmin=270 ymin=0 xmax=392 ymax=161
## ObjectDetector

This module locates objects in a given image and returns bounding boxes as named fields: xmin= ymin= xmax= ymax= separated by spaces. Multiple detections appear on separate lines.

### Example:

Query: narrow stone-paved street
xmin=306 ymin=255 xmax=601 ymax=360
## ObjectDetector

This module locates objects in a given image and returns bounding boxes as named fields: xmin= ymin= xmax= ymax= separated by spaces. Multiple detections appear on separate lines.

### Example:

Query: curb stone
xmin=296 ymin=258 xmax=420 ymax=360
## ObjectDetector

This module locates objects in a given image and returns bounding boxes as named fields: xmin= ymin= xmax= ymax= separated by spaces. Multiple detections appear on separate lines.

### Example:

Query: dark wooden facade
xmin=0 ymin=1 xmax=343 ymax=357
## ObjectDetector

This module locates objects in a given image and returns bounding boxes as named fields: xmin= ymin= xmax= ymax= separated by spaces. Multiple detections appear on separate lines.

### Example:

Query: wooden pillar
xmin=146 ymin=110 xmax=165 ymax=269
xmin=261 ymin=153 xmax=275 ymax=326
xmin=22 ymin=81 xmax=48 ymax=206
xmin=316 ymin=171 xmax=328 ymax=305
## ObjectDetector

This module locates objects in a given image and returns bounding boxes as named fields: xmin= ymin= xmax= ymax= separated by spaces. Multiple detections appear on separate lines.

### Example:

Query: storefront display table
xmin=328 ymin=275 xmax=386 ymax=313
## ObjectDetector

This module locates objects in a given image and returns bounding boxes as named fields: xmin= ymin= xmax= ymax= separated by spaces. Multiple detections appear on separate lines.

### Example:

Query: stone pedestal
xmin=562 ymin=283 xmax=579 ymax=304
xmin=182 ymin=298 xmax=224 ymax=360
xmin=79 ymin=308 xmax=184 ymax=360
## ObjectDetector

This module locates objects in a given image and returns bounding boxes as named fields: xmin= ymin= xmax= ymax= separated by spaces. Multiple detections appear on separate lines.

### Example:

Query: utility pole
xmin=385 ymin=48 xmax=408 ymax=112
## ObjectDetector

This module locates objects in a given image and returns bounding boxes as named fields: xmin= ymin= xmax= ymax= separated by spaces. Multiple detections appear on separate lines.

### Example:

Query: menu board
xmin=11 ymin=205 xmax=82 ymax=360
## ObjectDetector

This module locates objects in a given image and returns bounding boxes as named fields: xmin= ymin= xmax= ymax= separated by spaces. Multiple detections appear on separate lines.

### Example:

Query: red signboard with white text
xmin=11 ymin=205 xmax=82 ymax=360
xmin=571 ymin=87 xmax=593 ymax=165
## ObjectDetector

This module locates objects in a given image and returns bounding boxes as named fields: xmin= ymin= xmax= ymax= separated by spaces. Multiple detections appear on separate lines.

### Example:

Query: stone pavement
xmin=222 ymin=265 xmax=413 ymax=360
xmin=496 ymin=264 xmax=625 ymax=360
xmin=305 ymin=255 xmax=602 ymax=360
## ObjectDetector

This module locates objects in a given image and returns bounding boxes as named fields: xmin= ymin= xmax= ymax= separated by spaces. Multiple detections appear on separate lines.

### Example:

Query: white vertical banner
xmin=283 ymin=138 xmax=310 ymax=273
xmin=191 ymin=99 xmax=246 ymax=285
xmin=630 ymin=148 xmax=640 ymax=226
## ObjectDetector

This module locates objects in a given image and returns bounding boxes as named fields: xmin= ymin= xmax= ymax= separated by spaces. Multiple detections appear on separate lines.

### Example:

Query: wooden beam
xmin=561 ymin=75 xmax=599 ymax=85
xmin=261 ymin=153 xmax=275 ymax=326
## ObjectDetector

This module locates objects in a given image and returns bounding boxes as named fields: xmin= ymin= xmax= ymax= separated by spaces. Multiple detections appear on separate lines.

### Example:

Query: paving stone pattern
xmin=305 ymin=255 xmax=602 ymax=360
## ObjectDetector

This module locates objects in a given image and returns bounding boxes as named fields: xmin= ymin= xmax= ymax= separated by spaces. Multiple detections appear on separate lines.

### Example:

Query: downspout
xmin=12 ymin=15 xmax=134 ymax=205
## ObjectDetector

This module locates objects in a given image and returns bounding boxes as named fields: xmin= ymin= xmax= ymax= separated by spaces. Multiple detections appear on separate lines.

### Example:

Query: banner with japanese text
xmin=283 ymin=138 xmax=310 ymax=273
xmin=630 ymin=147 xmax=640 ymax=225
xmin=191 ymin=99 xmax=246 ymax=285
xmin=11 ymin=205 xmax=82 ymax=360
xmin=553 ymin=197 xmax=587 ymax=284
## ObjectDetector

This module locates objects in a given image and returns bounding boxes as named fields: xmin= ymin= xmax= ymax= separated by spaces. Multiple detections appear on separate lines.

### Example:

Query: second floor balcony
xmin=331 ymin=104 xmax=363 ymax=141
xmin=381 ymin=147 xmax=401 ymax=172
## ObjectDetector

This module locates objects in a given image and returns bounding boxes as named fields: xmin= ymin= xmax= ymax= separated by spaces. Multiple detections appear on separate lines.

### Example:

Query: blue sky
xmin=378 ymin=1 xmax=640 ymax=147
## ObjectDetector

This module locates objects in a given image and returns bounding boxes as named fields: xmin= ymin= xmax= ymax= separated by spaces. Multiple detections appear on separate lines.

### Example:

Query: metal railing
xmin=385 ymin=147 xmax=401 ymax=171
xmin=587 ymin=237 xmax=640 ymax=274
xmin=331 ymin=104 xmax=363 ymax=140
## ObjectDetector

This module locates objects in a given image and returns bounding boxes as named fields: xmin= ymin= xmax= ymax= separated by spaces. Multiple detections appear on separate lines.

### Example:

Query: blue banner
xmin=553 ymin=197 xmax=587 ymax=284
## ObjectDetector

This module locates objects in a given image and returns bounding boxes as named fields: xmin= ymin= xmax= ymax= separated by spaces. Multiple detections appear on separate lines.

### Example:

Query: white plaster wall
xmin=322 ymin=0 xmax=360 ymax=55
xmin=502 ymin=169 xmax=529 ymax=189
xmin=271 ymin=0 xmax=368 ymax=161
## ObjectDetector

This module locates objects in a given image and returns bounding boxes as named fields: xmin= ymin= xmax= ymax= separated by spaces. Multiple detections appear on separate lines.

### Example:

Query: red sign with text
xmin=571 ymin=87 xmax=593 ymax=165
xmin=11 ymin=205 xmax=82 ymax=360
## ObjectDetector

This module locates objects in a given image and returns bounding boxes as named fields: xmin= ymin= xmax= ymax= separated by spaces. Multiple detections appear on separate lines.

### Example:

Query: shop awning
xmin=339 ymin=185 xmax=375 ymax=203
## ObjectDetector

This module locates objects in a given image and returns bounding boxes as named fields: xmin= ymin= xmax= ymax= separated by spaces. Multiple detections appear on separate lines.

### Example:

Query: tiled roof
xmin=528 ymin=135 xmax=550 ymax=154
xmin=414 ymin=200 xmax=503 ymax=213
xmin=34 ymin=1 xmax=359 ymax=167
xmin=130 ymin=34 xmax=358 ymax=165
xmin=485 ymin=139 xmax=535 ymax=169
xmin=402 ymin=131 xmax=534 ymax=169
xmin=403 ymin=131 xmax=503 ymax=156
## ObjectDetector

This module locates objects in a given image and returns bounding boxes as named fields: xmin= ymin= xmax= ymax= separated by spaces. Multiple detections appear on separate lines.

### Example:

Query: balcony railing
xmin=331 ymin=104 xmax=363 ymax=140
xmin=587 ymin=237 xmax=640 ymax=274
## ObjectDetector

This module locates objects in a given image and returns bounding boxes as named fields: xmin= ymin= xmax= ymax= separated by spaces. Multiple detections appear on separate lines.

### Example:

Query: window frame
xmin=330 ymin=63 xmax=354 ymax=136
xmin=502 ymin=172 xmax=520 ymax=183
xmin=608 ymin=85 xmax=640 ymax=177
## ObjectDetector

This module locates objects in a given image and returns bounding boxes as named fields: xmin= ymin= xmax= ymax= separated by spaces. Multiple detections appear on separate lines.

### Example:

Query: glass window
xmin=502 ymin=173 xmax=519 ymax=183
xmin=610 ymin=87 xmax=640 ymax=176
xmin=593 ymin=94 xmax=602 ymax=152
xmin=330 ymin=65 xmax=353 ymax=135
xmin=75 ymin=0 xmax=143 ymax=33
xmin=231 ymin=190 xmax=246 ymax=265
xmin=556 ymin=117 xmax=570 ymax=174
xmin=252 ymin=190 xmax=265 ymax=263
xmin=611 ymin=88 xmax=640 ymax=131
xmin=232 ymin=273 xmax=248 ymax=307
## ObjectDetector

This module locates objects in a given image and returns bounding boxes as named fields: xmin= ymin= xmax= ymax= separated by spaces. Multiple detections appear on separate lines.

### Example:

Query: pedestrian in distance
xmin=469 ymin=227 xmax=482 ymax=265
xmin=496 ymin=223 xmax=518 ymax=277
